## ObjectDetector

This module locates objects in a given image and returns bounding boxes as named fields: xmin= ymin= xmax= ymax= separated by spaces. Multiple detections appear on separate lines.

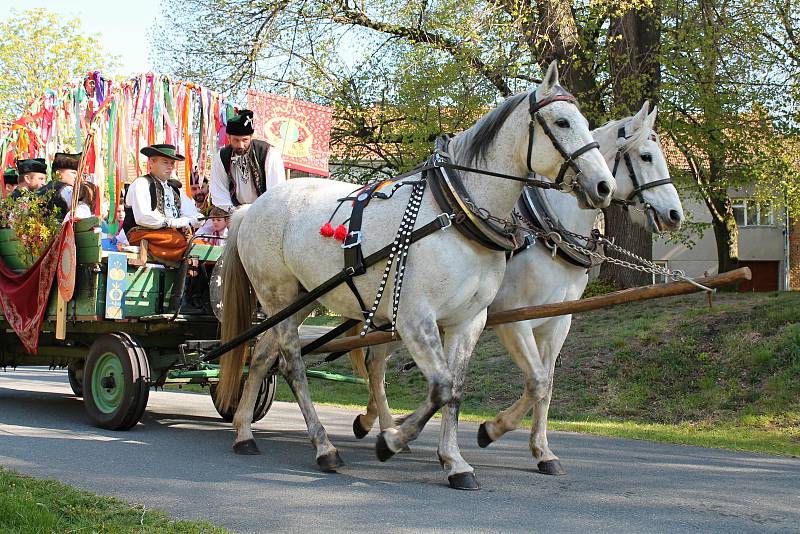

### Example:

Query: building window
xmin=653 ymin=261 xmax=670 ymax=285
xmin=732 ymin=199 xmax=774 ymax=227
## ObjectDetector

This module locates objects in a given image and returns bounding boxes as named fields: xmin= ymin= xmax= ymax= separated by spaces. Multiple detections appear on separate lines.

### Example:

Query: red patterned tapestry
xmin=0 ymin=223 xmax=71 ymax=354
xmin=246 ymin=91 xmax=333 ymax=177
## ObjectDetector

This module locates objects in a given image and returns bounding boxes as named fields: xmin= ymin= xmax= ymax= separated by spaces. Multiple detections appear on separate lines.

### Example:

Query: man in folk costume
xmin=48 ymin=152 xmax=82 ymax=218
xmin=124 ymin=144 xmax=201 ymax=263
xmin=209 ymin=109 xmax=286 ymax=213
xmin=10 ymin=158 xmax=48 ymax=197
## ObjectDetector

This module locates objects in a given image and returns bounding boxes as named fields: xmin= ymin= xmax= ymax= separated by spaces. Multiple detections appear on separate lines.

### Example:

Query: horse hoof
xmin=477 ymin=423 xmax=494 ymax=448
xmin=400 ymin=445 xmax=411 ymax=453
xmin=538 ymin=459 xmax=566 ymax=476
xmin=375 ymin=432 xmax=396 ymax=462
xmin=233 ymin=439 xmax=260 ymax=455
xmin=448 ymin=472 xmax=481 ymax=490
xmin=317 ymin=451 xmax=345 ymax=472
xmin=352 ymin=415 xmax=369 ymax=439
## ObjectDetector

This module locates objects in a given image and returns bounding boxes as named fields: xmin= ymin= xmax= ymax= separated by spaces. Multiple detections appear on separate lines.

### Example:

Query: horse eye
xmin=555 ymin=118 xmax=570 ymax=128
xmin=640 ymin=153 xmax=652 ymax=162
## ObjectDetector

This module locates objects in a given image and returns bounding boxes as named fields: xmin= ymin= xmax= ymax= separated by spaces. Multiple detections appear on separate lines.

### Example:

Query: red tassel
xmin=319 ymin=222 xmax=334 ymax=237
xmin=333 ymin=224 xmax=348 ymax=241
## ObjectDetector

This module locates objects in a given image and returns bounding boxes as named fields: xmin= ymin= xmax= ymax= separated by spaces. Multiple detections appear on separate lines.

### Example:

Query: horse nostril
xmin=596 ymin=180 xmax=611 ymax=197
xmin=669 ymin=209 xmax=682 ymax=223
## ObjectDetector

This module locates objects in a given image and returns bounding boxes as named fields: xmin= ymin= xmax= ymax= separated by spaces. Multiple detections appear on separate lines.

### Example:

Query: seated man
xmin=3 ymin=167 xmax=18 ymax=197
xmin=10 ymin=158 xmax=48 ymax=197
xmin=50 ymin=152 xmax=81 ymax=217
xmin=123 ymin=144 xmax=200 ymax=263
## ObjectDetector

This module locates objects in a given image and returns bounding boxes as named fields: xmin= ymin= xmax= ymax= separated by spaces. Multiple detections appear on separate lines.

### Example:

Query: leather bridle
xmin=526 ymin=91 xmax=601 ymax=192
xmin=612 ymin=125 xmax=673 ymax=209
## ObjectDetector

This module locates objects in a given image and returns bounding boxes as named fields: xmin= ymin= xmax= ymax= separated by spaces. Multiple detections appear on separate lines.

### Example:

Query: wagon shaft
xmin=301 ymin=267 xmax=752 ymax=354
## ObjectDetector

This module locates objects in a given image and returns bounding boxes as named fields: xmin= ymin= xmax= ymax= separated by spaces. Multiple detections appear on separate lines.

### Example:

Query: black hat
xmin=140 ymin=144 xmax=185 ymax=161
xmin=3 ymin=167 xmax=18 ymax=185
xmin=226 ymin=109 xmax=255 ymax=136
xmin=52 ymin=152 xmax=82 ymax=171
xmin=16 ymin=158 xmax=47 ymax=175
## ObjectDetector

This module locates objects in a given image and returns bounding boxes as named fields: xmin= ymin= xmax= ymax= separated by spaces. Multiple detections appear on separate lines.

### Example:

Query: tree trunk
xmin=599 ymin=3 xmax=661 ymax=288
xmin=710 ymin=215 xmax=740 ymax=274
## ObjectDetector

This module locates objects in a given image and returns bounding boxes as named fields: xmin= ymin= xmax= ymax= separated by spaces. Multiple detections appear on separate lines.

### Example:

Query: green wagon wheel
xmin=210 ymin=373 xmax=276 ymax=423
xmin=83 ymin=333 xmax=150 ymax=430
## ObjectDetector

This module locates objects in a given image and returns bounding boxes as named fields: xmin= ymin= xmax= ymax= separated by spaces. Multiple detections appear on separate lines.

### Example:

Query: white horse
xmin=216 ymin=62 xmax=616 ymax=488
xmin=351 ymin=102 xmax=684 ymax=484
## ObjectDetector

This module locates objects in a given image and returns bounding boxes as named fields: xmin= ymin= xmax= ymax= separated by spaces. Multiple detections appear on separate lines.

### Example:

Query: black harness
xmin=612 ymin=126 xmax=673 ymax=208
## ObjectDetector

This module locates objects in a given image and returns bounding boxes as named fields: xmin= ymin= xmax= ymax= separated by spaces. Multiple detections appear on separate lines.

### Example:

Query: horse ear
xmin=646 ymin=105 xmax=658 ymax=130
xmin=541 ymin=61 xmax=560 ymax=95
xmin=630 ymin=101 xmax=649 ymax=131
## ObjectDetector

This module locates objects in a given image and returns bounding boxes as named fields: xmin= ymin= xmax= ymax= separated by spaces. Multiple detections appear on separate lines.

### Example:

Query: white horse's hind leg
xmin=376 ymin=313 xmax=453 ymax=461
xmin=437 ymin=311 xmax=487 ymax=490
xmin=231 ymin=334 xmax=279 ymax=454
xmin=528 ymin=316 xmax=571 ymax=475
xmin=353 ymin=344 xmax=396 ymax=439
xmin=278 ymin=323 xmax=344 ymax=472
xmin=478 ymin=322 xmax=544 ymax=447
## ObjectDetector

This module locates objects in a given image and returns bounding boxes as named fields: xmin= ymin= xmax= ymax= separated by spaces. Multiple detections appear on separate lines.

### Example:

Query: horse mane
xmin=458 ymin=84 xmax=575 ymax=165
xmin=594 ymin=116 xmax=659 ymax=161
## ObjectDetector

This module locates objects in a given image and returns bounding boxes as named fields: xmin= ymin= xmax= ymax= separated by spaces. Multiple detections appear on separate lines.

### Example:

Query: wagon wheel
xmin=83 ymin=333 xmax=150 ymax=430
xmin=67 ymin=365 xmax=83 ymax=397
xmin=209 ymin=373 xmax=276 ymax=423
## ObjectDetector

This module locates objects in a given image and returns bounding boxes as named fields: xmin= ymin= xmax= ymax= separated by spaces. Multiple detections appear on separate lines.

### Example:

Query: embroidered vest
xmin=220 ymin=139 xmax=270 ymax=206
xmin=123 ymin=175 xmax=182 ymax=234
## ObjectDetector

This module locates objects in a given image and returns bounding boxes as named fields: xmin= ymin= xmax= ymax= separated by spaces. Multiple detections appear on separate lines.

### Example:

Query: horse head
xmin=600 ymin=102 xmax=684 ymax=233
xmin=529 ymin=61 xmax=616 ymax=209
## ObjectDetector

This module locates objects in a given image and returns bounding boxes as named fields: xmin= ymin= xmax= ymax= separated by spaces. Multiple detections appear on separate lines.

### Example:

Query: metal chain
xmin=459 ymin=199 xmax=715 ymax=292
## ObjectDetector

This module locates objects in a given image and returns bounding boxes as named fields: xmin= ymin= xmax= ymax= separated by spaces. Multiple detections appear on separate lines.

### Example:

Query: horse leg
xmin=278 ymin=324 xmax=344 ymax=472
xmin=529 ymin=316 xmax=571 ymax=476
xmin=231 ymin=334 xmax=278 ymax=454
xmin=353 ymin=344 xmax=394 ymax=439
xmin=437 ymin=311 xmax=487 ymax=490
xmin=478 ymin=321 xmax=545 ymax=448
xmin=376 ymin=313 xmax=453 ymax=461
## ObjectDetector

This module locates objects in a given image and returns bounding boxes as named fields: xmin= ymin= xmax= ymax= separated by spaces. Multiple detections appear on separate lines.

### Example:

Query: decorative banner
xmin=57 ymin=220 xmax=76 ymax=301
xmin=246 ymin=90 xmax=333 ymax=177
xmin=104 ymin=252 xmax=128 ymax=319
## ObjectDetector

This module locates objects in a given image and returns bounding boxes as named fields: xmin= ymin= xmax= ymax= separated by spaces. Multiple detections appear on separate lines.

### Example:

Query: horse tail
xmin=346 ymin=323 xmax=369 ymax=380
xmin=216 ymin=209 xmax=254 ymax=412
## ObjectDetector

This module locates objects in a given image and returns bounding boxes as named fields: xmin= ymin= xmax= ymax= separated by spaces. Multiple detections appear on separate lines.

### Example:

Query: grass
xmin=0 ymin=468 xmax=229 ymax=533
xmin=173 ymin=292 xmax=800 ymax=457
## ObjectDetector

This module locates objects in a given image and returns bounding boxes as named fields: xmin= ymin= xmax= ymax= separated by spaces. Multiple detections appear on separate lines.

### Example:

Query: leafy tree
xmin=659 ymin=0 xmax=791 ymax=274
xmin=0 ymin=9 xmax=119 ymax=121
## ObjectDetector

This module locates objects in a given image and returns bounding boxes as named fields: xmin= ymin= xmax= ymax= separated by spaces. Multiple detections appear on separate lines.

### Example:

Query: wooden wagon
xmin=0 ymin=217 xmax=363 ymax=430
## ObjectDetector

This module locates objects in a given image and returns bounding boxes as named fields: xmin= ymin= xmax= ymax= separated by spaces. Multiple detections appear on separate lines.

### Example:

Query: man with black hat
xmin=209 ymin=109 xmax=285 ymax=213
xmin=123 ymin=144 xmax=201 ymax=263
xmin=50 ymin=152 xmax=81 ymax=211
xmin=10 ymin=158 xmax=48 ymax=198
xmin=2 ymin=168 xmax=18 ymax=197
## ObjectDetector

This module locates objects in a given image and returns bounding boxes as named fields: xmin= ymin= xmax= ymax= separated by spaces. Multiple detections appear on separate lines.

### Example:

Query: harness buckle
xmin=437 ymin=213 xmax=453 ymax=230
xmin=341 ymin=231 xmax=363 ymax=249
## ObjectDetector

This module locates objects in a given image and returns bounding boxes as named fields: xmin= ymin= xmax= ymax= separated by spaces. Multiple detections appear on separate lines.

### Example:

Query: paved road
xmin=1 ymin=368 xmax=799 ymax=533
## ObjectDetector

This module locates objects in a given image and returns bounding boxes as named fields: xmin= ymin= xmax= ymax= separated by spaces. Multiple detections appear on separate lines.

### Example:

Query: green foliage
xmin=0 ymin=188 xmax=62 ymax=268
xmin=0 ymin=468 xmax=229 ymax=533
xmin=0 ymin=9 xmax=119 ymax=122
xmin=581 ymin=278 xmax=620 ymax=298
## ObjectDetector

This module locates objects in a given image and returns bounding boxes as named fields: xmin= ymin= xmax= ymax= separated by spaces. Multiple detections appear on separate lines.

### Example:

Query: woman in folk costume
xmin=124 ymin=144 xmax=201 ymax=262
xmin=209 ymin=109 xmax=286 ymax=213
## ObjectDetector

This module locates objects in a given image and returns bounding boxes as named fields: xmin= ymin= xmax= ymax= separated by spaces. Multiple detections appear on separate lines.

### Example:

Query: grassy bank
xmin=0 ymin=468 xmax=228 ymax=533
